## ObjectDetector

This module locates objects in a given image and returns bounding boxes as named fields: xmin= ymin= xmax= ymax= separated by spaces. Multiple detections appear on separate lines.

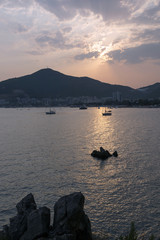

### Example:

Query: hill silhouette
xmin=0 ymin=68 xmax=159 ymax=99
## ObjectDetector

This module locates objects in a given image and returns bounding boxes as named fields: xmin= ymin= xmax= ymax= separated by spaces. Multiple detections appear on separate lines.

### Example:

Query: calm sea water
xmin=0 ymin=107 xmax=160 ymax=238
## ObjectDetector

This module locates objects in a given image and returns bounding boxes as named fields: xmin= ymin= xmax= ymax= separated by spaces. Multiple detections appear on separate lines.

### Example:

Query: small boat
xmin=79 ymin=105 xmax=87 ymax=110
xmin=102 ymin=111 xmax=112 ymax=116
xmin=102 ymin=108 xmax=112 ymax=116
xmin=46 ymin=108 xmax=56 ymax=115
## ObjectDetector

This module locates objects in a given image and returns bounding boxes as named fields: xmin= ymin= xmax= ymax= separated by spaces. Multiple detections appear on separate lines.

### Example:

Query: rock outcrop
xmin=112 ymin=151 xmax=118 ymax=157
xmin=20 ymin=207 xmax=50 ymax=240
xmin=91 ymin=147 xmax=118 ymax=160
xmin=7 ymin=193 xmax=50 ymax=240
xmin=0 ymin=192 xmax=92 ymax=240
xmin=51 ymin=192 xmax=92 ymax=240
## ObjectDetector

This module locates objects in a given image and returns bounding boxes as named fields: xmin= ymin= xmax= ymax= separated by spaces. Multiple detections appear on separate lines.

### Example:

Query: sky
xmin=0 ymin=0 xmax=160 ymax=88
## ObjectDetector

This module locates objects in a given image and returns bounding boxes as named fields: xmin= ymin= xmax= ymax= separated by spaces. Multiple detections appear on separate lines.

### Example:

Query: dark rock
xmin=16 ymin=193 xmax=37 ymax=215
xmin=113 ymin=151 xmax=118 ymax=157
xmin=0 ymin=226 xmax=9 ymax=240
xmin=20 ymin=207 xmax=50 ymax=240
xmin=9 ymin=214 xmax=27 ymax=240
xmin=28 ymin=206 xmax=50 ymax=237
xmin=52 ymin=192 xmax=92 ymax=240
xmin=1 ymin=192 xmax=92 ymax=240
xmin=91 ymin=147 xmax=112 ymax=160
xmin=100 ymin=147 xmax=105 ymax=152
xmin=9 ymin=193 xmax=37 ymax=240
xmin=0 ymin=230 xmax=5 ymax=239
xmin=8 ymin=193 xmax=50 ymax=240
xmin=2 ymin=224 xmax=10 ymax=239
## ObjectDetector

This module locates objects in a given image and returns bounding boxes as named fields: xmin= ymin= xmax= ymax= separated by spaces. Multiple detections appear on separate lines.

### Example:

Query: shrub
xmin=118 ymin=222 xmax=137 ymax=240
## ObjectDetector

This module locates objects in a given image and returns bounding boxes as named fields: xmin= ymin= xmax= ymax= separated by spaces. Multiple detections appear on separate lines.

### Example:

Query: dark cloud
xmin=36 ymin=32 xmax=65 ymax=48
xmin=35 ymin=0 xmax=76 ymax=20
xmin=75 ymin=51 xmax=99 ymax=60
xmin=35 ymin=31 xmax=82 ymax=49
xmin=132 ymin=2 xmax=160 ymax=24
xmin=132 ymin=28 xmax=160 ymax=42
xmin=107 ymin=43 xmax=160 ymax=64
xmin=36 ymin=0 xmax=129 ymax=21
xmin=0 ymin=0 xmax=33 ymax=8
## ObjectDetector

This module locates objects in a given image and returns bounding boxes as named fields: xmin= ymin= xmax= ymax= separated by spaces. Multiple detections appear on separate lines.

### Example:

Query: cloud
xmin=1 ymin=0 xmax=159 ymax=26
xmin=36 ymin=32 xmax=65 ymax=48
xmin=132 ymin=28 xmax=160 ymax=43
xmin=35 ymin=0 xmax=76 ymax=20
xmin=62 ymin=27 xmax=72 ymax=33
xmin=131 ymin=2 xmax=160 ymax=24
xmin=0 ymin=0 xmax=33 ymax=8
xmin=11 ymin=22 xmax=28 ymax=33
xmin=36 ymin=0 xmax=129 ymax=21
xmin=35 ymin=31 xmax=82 ymax=50
xmin=107 ymin=43 xmax=160 ymax=64
xmin=26 ymin=50 xmax=43 ymax=55
xmin=1 ymin=1 xmax=160 ymax=63
xmin=34 ymin=0 xmax=160 ymax=28
xmin=75 ymin=51 xmax=100 ymax=60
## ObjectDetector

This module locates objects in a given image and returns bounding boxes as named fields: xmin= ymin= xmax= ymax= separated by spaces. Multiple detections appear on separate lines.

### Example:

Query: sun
xmin=90 ymin=42 xmax=113 ymax=61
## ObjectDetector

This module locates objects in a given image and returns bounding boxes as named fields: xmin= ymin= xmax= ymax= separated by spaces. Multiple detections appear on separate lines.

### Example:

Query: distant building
xmin=112 ymin=91 xmax=122 ymax=102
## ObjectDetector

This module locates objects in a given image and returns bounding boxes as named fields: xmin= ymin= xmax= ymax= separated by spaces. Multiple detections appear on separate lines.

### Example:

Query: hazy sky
xmin=0 ymin=0 xmax=160 ymax=88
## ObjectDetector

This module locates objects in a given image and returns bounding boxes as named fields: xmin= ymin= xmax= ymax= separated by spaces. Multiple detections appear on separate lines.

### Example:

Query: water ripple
xmin=0 ymin=108 xmax=160 ymax=238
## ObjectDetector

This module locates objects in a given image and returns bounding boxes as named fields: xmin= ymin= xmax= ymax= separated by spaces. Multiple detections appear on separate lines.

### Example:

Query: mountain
xmin=138 ymin=83 xmax=160 ymax=99
xmin=0 ymin=68 xmax=159 ymax=100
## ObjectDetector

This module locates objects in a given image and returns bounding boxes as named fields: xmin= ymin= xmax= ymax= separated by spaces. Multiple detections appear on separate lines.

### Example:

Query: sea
xmin=0 ymin=107 xmax=160 ymax=239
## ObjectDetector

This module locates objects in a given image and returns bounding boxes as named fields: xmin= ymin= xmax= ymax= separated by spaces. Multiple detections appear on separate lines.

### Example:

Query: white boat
xmin=46 ymin=108 xmax=56 ymax=115
xmin=102 ymin=108 xmax=112 ymax=116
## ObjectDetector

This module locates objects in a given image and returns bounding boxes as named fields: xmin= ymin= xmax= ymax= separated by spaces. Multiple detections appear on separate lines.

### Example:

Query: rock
xmin=52 ymin=192 xmax=92 ymax=240
xmin=113 ymin=151 xmax=118 ymax=157
xmin=1 ymin=192 xmax=92 ymax=240
xmin=2 ymin=224 xmax=10 ymax=239
xmin=9 ymin=194 xmax=50 ymax=240
xmin=20 ymin=207 xmax=50 ymax=240
xmin=100 ymin=147 xmax=105 ymax=152
xmin=16 ymin=193 xmax=37 ymax=215
xmin=9 ymin=214 xmax=27 ymax=240
xmin=0 ymin=227 xmax=9 ymax=240
xmin=9 ymin=193 xmax=37 ymax=240
xmin=91 ymin=147 xmax=112 ymax=160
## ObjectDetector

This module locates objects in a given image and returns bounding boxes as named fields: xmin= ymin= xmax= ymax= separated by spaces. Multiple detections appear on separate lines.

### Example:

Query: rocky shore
xmin=0 ymin=192 xmax=92 ymax=240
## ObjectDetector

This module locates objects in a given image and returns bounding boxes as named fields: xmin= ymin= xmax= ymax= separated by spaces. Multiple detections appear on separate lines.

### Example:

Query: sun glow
xmin=90 ymin=42 xmax=113 ymax=61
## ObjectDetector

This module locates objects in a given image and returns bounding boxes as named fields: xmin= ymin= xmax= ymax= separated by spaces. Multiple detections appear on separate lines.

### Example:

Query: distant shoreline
xmin=0 ymin=105 xmax=160 ymax=108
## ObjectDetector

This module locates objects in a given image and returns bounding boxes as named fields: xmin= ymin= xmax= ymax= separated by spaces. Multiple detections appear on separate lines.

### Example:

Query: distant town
xmin=0 ymin=91 xmax=160 ymax=108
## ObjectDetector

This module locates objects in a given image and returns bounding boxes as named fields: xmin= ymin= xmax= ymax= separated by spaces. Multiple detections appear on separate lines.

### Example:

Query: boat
xmin=102 ymin=108 xmax=112 ymax=116
xmin=79 ymin=105 xmax=87 ymax=110
xmin=46 ymin=108 xmax=56 ymax=115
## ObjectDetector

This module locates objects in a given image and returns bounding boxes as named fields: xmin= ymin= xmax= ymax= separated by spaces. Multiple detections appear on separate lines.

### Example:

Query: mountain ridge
xmin=0 ymin=68 xmax=159 ymax=100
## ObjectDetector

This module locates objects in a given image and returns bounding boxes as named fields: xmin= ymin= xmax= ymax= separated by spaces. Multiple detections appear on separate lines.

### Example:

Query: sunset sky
xmin=0 ymin=0 xmax=160 ymax=88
